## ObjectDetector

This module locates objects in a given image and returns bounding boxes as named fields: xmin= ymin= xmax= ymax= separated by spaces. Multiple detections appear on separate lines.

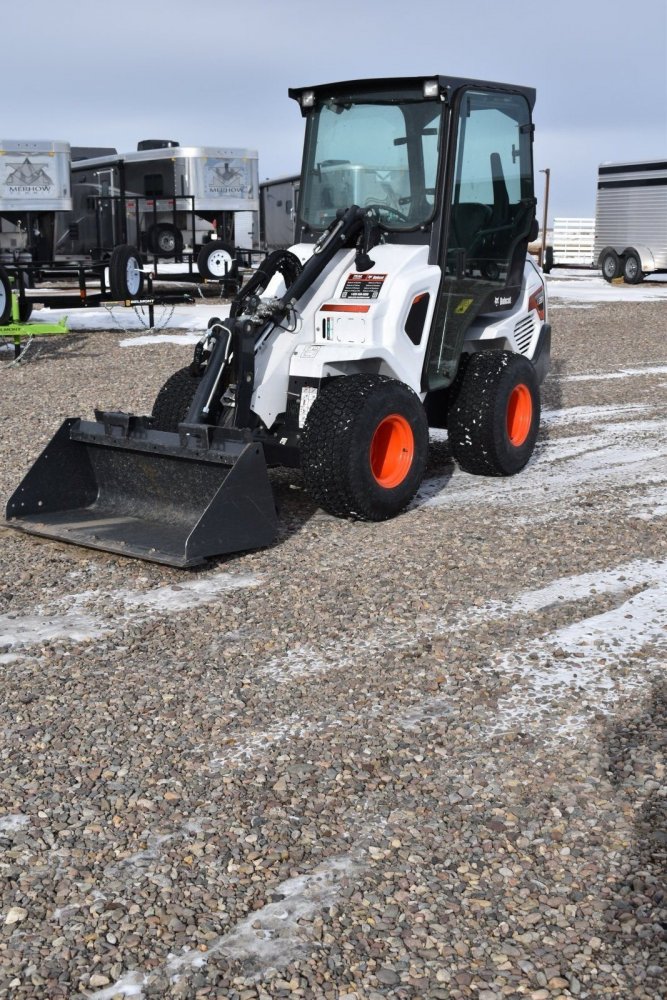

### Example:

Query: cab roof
xmin=289 ymin=75 xmax=536 ymax=113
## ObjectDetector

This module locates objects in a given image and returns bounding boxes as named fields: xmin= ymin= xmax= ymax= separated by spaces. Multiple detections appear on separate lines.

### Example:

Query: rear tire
xmin=623 ymin=250 xmax=644 ymax=284
xmin=600 ymin=249 xmax=622 ymax=282
xmin=109 ymin=245 xmax=144 ymax=299
xmin=448 ymin=351 xmax=540 ymax=476
xmin=148 ymin=223 xmax=183 ymax=259
xmin=151 ymin=367 xmax=202 ymax=431
xmin=301 ymin=373 xmax=429 ymax=520
xmin=0 ymin=268 xmax=11 ymax=325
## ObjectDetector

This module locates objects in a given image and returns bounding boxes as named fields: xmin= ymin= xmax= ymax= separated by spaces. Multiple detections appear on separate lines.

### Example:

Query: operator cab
xmin=290 ymin=76 xmax=537 ymax=387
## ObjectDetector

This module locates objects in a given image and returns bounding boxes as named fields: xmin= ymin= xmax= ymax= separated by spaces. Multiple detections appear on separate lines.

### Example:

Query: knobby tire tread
xmin=448 ymin=351 xmax=539 ymax=476
xmin=151 ymin=367 xmax=201 ymax=432
xmin=301 ymin=374 xmax=428 ymax=520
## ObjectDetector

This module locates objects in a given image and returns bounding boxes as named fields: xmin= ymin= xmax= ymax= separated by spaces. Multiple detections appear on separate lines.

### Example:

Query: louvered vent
xmin=513 ymin=314 xmax=535 ymax=354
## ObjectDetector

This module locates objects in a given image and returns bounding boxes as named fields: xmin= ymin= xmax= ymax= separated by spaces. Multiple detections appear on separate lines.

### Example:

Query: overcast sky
xmin=6 ymin=0 xmax=666 ymax=223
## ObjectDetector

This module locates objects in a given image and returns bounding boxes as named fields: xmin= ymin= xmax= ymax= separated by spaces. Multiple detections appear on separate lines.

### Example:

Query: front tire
xmin=623 ymin=251 xmax=644 ymax=284
xmin=448 ymin=351 xmax=540 ymax=476
xmin=151 ymin=367 xmax=202 ymax=431
xmin=301 ymin=373 xmax=429 ymax=520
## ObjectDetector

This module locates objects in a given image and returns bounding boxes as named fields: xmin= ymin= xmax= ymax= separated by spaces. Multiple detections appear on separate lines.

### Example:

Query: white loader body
xmin=252 ymin=245 xmax=546 ymax=430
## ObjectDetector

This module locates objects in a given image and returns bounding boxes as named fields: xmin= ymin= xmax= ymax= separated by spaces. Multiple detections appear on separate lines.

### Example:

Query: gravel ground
xmin=0 ymin=293 xmax=665 ymax=999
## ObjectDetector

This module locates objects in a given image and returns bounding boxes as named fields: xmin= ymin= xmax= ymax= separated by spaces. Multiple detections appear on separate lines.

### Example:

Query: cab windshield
xmin=300 ymin=98 xmax=443 ymax=231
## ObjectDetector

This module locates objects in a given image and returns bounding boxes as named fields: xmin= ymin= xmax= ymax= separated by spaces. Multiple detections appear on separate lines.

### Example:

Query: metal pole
xmin=540 ymin=168 xmax=550 ymax=269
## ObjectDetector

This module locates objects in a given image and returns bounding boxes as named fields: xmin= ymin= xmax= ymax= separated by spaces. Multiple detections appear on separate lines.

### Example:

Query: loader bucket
xmin=5 ymin=416 xmax=278 ymax=567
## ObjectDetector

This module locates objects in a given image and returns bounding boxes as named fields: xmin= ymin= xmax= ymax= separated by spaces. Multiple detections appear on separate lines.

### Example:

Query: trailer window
xmin=300 ymin=99 xmax=443 ymax=231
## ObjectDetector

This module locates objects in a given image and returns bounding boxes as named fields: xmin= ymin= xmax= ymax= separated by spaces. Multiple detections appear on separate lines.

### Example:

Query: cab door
xmin=425 ymin=89 xmax=535 ymax=390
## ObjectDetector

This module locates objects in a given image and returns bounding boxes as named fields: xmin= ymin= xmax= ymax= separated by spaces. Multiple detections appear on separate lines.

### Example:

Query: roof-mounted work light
xmin=422 ymin=80 xmax=440 ymax=98
xmin=301 ymin=90 xmax=316 ymax=109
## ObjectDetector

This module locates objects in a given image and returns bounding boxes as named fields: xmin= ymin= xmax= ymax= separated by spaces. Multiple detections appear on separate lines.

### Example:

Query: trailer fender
xmin=622 ymin=245 xmax=656 ymax=274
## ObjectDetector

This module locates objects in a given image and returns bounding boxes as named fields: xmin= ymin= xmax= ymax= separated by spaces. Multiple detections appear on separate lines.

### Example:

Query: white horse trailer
xmin=594 ymin=159 xmax=667 ymax=283
xmin=0 ymin=139 xmax=72 ymax=261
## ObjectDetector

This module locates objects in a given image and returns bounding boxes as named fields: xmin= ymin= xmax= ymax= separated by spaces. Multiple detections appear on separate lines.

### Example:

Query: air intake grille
xmin=513 ymin=314 xmax=535 ymax=354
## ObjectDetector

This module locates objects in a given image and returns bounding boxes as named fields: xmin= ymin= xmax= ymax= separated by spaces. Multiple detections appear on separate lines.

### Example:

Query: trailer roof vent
xmin=137 ymin=140 xmax=180 ymax=151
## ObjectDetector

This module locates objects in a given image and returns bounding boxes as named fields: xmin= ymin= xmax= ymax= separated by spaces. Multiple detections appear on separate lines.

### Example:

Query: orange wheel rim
xmin=370 ymin=414 xmax=415 ymax=488
xmin=506 ymin=384 xmax=533 ymax=446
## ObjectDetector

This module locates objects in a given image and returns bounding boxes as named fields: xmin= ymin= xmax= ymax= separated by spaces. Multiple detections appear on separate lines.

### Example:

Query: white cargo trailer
xmin=57 ymin=142 xmax=259 ymax=267
xmin=594 ymin=159 xmax=667 ymax=283
xmin=0 ymin=139 xmax=72 ymax=260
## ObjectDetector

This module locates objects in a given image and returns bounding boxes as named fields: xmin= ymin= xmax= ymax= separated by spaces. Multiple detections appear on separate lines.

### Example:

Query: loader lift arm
xmin=185 ymin=205 xmax=369 ymax=431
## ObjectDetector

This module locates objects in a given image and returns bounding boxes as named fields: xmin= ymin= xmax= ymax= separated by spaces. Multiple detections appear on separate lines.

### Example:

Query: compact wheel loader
xmin=6 ymin=75 xmax=550 ymax=567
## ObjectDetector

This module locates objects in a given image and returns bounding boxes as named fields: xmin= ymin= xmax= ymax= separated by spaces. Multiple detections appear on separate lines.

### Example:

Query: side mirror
xmin=528 ymin=217 xmax=539 ymax=242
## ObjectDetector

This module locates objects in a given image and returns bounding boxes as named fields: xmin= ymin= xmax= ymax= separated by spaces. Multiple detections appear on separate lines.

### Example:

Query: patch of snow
xmin=0 ymin=814 xmax=29 ymax=834
xmin=120 ymin=572 xmax=260 ymax=612
xmin=263 ymin=646 xmax=330 ymax=683
xmin=559 ymin=365 xmax=667 ymax=383
xmin=0 ymin=610 xmax=109 ymax=655
xmin=491 ymin=569 xmax=667 ymax=737
xmin=504 ymin=559 xmax=666 ymax=614
xmin=118 ymin=333 xmax=202 ymax=346
xmin=541 ymin=402 xmax=650 ymax=425
xmin=167 ymin=854 xmax=359 ymax=976
xmin=0 ymin=653 xmax=21 ymax=665
xmin=109 ymin=833 xmax=173 ymax=872
xmin=31 ymin=302 xmax=231 ymax=336
xmin=546 ymin=270 xmax=667 ymax=303
xmin=86 ymin=970 xmax=147 ymax=999
xmin=0 ymin=572 xmax=260 ymax=661
xmin=628 ymin=486 xmax=667 ymax=520
xmin=210 ymin=714 xmax=314 ymax=767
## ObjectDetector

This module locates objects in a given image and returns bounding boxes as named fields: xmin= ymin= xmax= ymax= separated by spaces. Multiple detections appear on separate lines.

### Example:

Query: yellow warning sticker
xmin=454 ymin=298 xmax=474 ymax=314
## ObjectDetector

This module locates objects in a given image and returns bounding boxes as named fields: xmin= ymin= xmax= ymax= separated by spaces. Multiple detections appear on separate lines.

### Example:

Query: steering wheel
xmin=364 ymin=203 xmax=410 ymax=224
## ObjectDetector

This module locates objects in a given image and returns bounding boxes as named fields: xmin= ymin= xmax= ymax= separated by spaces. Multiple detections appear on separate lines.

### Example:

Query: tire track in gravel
xmin=414 ymin=413 xmax=667 ymax=513
xmin=209 ymin=557 xmax=667 ymax=768
xmin=86 ymin=556 xmax=667 ymax=999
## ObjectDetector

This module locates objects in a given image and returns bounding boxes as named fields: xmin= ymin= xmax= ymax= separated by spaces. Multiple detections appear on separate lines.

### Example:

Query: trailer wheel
xmin=301 ymin=373 xmax=429 ymax=520
xmin=448 ymin=351 xmax=540 ymax=476
xmin=151 ymin=367 xmax=202 ymax=432
xmin=623 ymin=250 xmax=644 ymax=284
xmin=600 ymin=249 xmax=622 ymax=282
xmin=0 ymin=268 xmax=11 ymax=325
xmin=149 ymin=223 xmax=183 ymax=259
xmin=197 ymin=242 xmax=238 ymax=280
xmin=17 ymin=297 xmax=33 ymax=323
xmin=109 ymin=245 xmax=144 ymax=299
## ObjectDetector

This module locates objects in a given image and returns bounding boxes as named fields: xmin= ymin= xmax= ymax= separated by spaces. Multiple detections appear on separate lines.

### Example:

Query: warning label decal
xmin=340 ymin=273 xmax=387 ymax=300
